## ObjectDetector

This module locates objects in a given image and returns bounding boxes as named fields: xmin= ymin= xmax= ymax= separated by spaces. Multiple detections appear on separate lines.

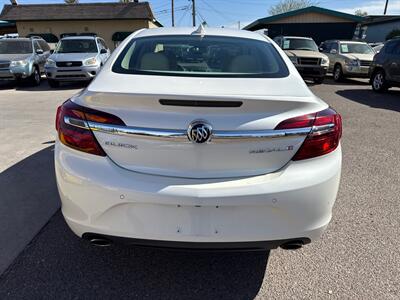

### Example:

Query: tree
xmin=355 ymin=9 xmax=368 ymax=17
xmin=386 ymin=29 xmax=400 ymax=40
xmin=119 ymin=0 xmax=135 ymax=2
xmin=269 ymin=0 xmax=319 ymax=15
xmin=64 ymin=0 xmax=79 ymax=3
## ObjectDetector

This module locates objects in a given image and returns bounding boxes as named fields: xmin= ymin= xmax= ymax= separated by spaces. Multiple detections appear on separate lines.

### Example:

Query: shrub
xmin=386 ymin=29 xmax=400 ymax=40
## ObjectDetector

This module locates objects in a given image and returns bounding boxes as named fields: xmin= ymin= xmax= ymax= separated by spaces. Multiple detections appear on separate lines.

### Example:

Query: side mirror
xmin=330 ymin=49 xmax=337 ymax=54
xmin=50 ymin=49 xmax=54 ymax=54
xmin=36 ymin=49 xmax=44 ymax=54
xmin=319 ymin=47 xmax=324 ymax=52
xmin=100 ymin=49 xmax=107 ymax=54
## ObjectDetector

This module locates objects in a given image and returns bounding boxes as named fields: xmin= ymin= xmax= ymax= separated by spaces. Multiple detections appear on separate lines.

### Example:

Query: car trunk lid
xmin=74 ymin=75 xmax=325 ymax=178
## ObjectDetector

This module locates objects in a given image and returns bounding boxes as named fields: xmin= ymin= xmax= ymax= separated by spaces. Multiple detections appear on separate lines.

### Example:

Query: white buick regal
xmin=55 ymin=27 xmax=342 ymax=250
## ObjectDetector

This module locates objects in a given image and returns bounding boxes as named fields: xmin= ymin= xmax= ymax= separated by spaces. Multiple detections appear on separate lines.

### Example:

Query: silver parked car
xmin=320 ymin=40 xmax=375 ymax=81
xmin=0 ymin=37 xmax=51 ymax=85
xmin=45 ymin=36 xmax=110 ymax=87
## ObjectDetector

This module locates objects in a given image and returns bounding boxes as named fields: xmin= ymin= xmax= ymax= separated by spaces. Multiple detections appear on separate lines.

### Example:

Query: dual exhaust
xmin=84 ymin=234 xmax=305 ymax=250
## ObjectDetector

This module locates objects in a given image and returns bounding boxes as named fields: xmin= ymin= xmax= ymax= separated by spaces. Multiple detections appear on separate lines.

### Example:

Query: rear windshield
xmin=55 ymin=39 xmax=98 ymax=53
xmin=112 ymin=35 xmax=289 ymax=78
xmin=0 ymin=40 xmax=32 ymax=54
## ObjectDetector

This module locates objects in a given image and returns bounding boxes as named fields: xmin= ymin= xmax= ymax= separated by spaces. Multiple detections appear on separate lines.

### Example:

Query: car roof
xmin=61 ymin=36 xmax=97 ymax=41
xmin=1 ymin=37 xmax=31 ymax=42
xmin=280 ymin=36 xmax=313 ymax=40
xmin=134 ymin=27 xmax=269 ymax=42
xmin=325 ymin=40 xmax=367 ymax=44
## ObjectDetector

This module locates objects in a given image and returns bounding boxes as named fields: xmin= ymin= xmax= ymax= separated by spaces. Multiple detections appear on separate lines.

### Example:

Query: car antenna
xmin=191 ymin=24 xmax=205 ymax=37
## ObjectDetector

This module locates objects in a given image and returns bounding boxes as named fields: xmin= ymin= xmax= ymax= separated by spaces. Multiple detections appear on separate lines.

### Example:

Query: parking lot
xmin=0 ymin=78 xmax=399 ymax=299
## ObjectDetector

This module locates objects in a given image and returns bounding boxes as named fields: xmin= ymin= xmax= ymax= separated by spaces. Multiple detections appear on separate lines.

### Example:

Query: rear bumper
xmin=45 ymin=65 xmax=100 ymax=81
xmin=55 ymin=141 xmax=341 ymax=248
xmin=296 ymin=65 xmax=327 ymax=78
xmin=82 ymin=233 xmax=311 ymax=250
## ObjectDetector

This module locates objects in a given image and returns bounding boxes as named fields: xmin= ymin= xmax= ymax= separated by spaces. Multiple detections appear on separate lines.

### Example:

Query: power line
xmin=199 ymin=0 xmax=235 ymax=23
xmin=177 ymin=5 xmax=191 ymax=26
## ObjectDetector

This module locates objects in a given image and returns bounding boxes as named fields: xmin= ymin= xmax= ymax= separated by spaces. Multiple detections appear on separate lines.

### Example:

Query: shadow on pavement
xmin=0 ymin=148 xmax=269 ymax=299
xmin=0 ymin=214 xmax=269 ymax=300
xmin=0 ymin=78 xmax=87 ymax=92
xmin=322 ymin=77 xmax=369 ymax=86
xmin=336 ymin=89 xmax=400 ymax=112
xmin=0 ymin=146 xmax=60 ymax=275
xmin=0 ymin=81 xmax=17 ymax=90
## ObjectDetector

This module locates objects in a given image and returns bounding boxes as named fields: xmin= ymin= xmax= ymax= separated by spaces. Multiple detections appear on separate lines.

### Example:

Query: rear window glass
xmin=112 ymin=35 xmax=289 ymax=78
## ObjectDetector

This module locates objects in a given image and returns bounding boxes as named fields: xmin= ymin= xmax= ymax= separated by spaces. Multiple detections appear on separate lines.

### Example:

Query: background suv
xmin=370 ymin=38 xmax=400 ymax=92
xmin=320 ymin=40 xmax=375 ymax=81
xmin=0 ymin=37 xmax=50 ymax=85
xmin=45 ymin=36 xmax=110 ymax=87
xmin=274 ymin=36 xmax=329 ymax=84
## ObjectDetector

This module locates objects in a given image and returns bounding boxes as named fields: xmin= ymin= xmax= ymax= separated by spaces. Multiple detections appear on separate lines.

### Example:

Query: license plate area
xmin=126 ymin=204 xmax=227 ymax=237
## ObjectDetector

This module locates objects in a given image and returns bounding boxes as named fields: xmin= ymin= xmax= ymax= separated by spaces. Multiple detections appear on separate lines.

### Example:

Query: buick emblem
xmin=187 ymin=120 xmax=212 ymax=144
xmin=66 ymin=62 xmax=72 ymax=66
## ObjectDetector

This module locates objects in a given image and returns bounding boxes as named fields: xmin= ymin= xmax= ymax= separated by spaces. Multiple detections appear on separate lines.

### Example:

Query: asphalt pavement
xmin=0 ymin=78 xmax=399 ymax=299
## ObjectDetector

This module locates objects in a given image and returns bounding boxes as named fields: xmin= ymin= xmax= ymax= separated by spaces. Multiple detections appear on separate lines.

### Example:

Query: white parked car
xmin=55 ymin=27 xmax=342 ymax=250
xmin=45 ymin=36 xmax=110 ymax=87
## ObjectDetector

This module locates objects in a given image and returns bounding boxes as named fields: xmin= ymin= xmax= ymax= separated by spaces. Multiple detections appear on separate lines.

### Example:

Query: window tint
xmin=39 ymin=40 xmax=50 ymax=52
xmin=282 ymin=38 xmax=318 ymax=51
xmin=0 ymin=40 xmax=33 ymax=54
xmin=339 ymin=43 xmax=373 ymax=54
xmin=113 ymin=35 xmax=289 ymax=78
xmin=56 ymin=39 xmax=98 ymax=53
xmin=321 ymin=42 xmax=331 ymax=53
xmin=99 ymin=39 xmax=108 ymax=49
xmin=273 ymin=37 xmax=282 ymax=47
xmin=33 ymin=41 xmax=41 ymax=51
xmin=385 ymin=40 xmax=400 ymax=55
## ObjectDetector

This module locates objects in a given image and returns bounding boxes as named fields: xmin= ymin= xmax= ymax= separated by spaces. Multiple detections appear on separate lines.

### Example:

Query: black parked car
xmin=370 ymin=38 xmax=400 ymax=92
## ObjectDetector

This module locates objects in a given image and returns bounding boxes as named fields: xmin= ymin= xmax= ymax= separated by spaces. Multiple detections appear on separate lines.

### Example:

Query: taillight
xmin=275 ymin=108 xmax=342 ymax=161
xmin=55 ymin=100 xmax=125 ymax=156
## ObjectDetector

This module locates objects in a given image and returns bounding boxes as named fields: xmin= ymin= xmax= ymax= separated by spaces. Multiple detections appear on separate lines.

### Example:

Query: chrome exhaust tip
xmin=89 ymin=238 xmax=112 ymax=247
xmin=280 ymin=241 xmax=304 ymax=250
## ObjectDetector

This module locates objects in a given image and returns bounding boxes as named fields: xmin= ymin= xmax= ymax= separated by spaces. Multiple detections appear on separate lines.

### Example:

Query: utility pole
xmin=238 ymin=21 xmax=241 ymax=29
xmin=192 ymin=0 xmax=196 ymax=27
xmin=384 ymin=0 xmax=389 ymax=14
xmin=171 ymin=0 xmax=175 ymax=27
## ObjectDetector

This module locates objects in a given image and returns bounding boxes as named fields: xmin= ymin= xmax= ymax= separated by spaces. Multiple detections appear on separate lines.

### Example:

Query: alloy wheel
xmin=373 ymin=73 xmax=384 ymax=90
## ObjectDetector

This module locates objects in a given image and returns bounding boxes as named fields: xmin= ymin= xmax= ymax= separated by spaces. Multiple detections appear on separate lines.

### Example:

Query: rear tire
xmin=371 ymin=70 xmax=388 ymax=93
xmin=28 ymin=66 xmax=41 ymax=86
xmin=313 ymin=77 xmax=324 ymax=84
xmin=48 ymin=79 xmax=60 ymax=88
xmin=333 ymin=65 xmax=343 ymax=82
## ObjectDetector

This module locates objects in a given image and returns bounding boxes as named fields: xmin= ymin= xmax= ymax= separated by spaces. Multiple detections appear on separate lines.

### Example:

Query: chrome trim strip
xmin=89 ymin=121 xmax=188 ymax=140
xmin=64 ymin=116 xmax=89 ymax=129
xmin=86 ymin=120 xmax=311 ymax=142
xmin=64 ymin=116 xmax=336 ymax=142
xmin=311 ymin=124 xmax=335 ymax=135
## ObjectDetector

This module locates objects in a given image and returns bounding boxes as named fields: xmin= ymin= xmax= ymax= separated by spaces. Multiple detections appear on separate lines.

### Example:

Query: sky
xmin=0 ymin=0 xmax=399 ymax=28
